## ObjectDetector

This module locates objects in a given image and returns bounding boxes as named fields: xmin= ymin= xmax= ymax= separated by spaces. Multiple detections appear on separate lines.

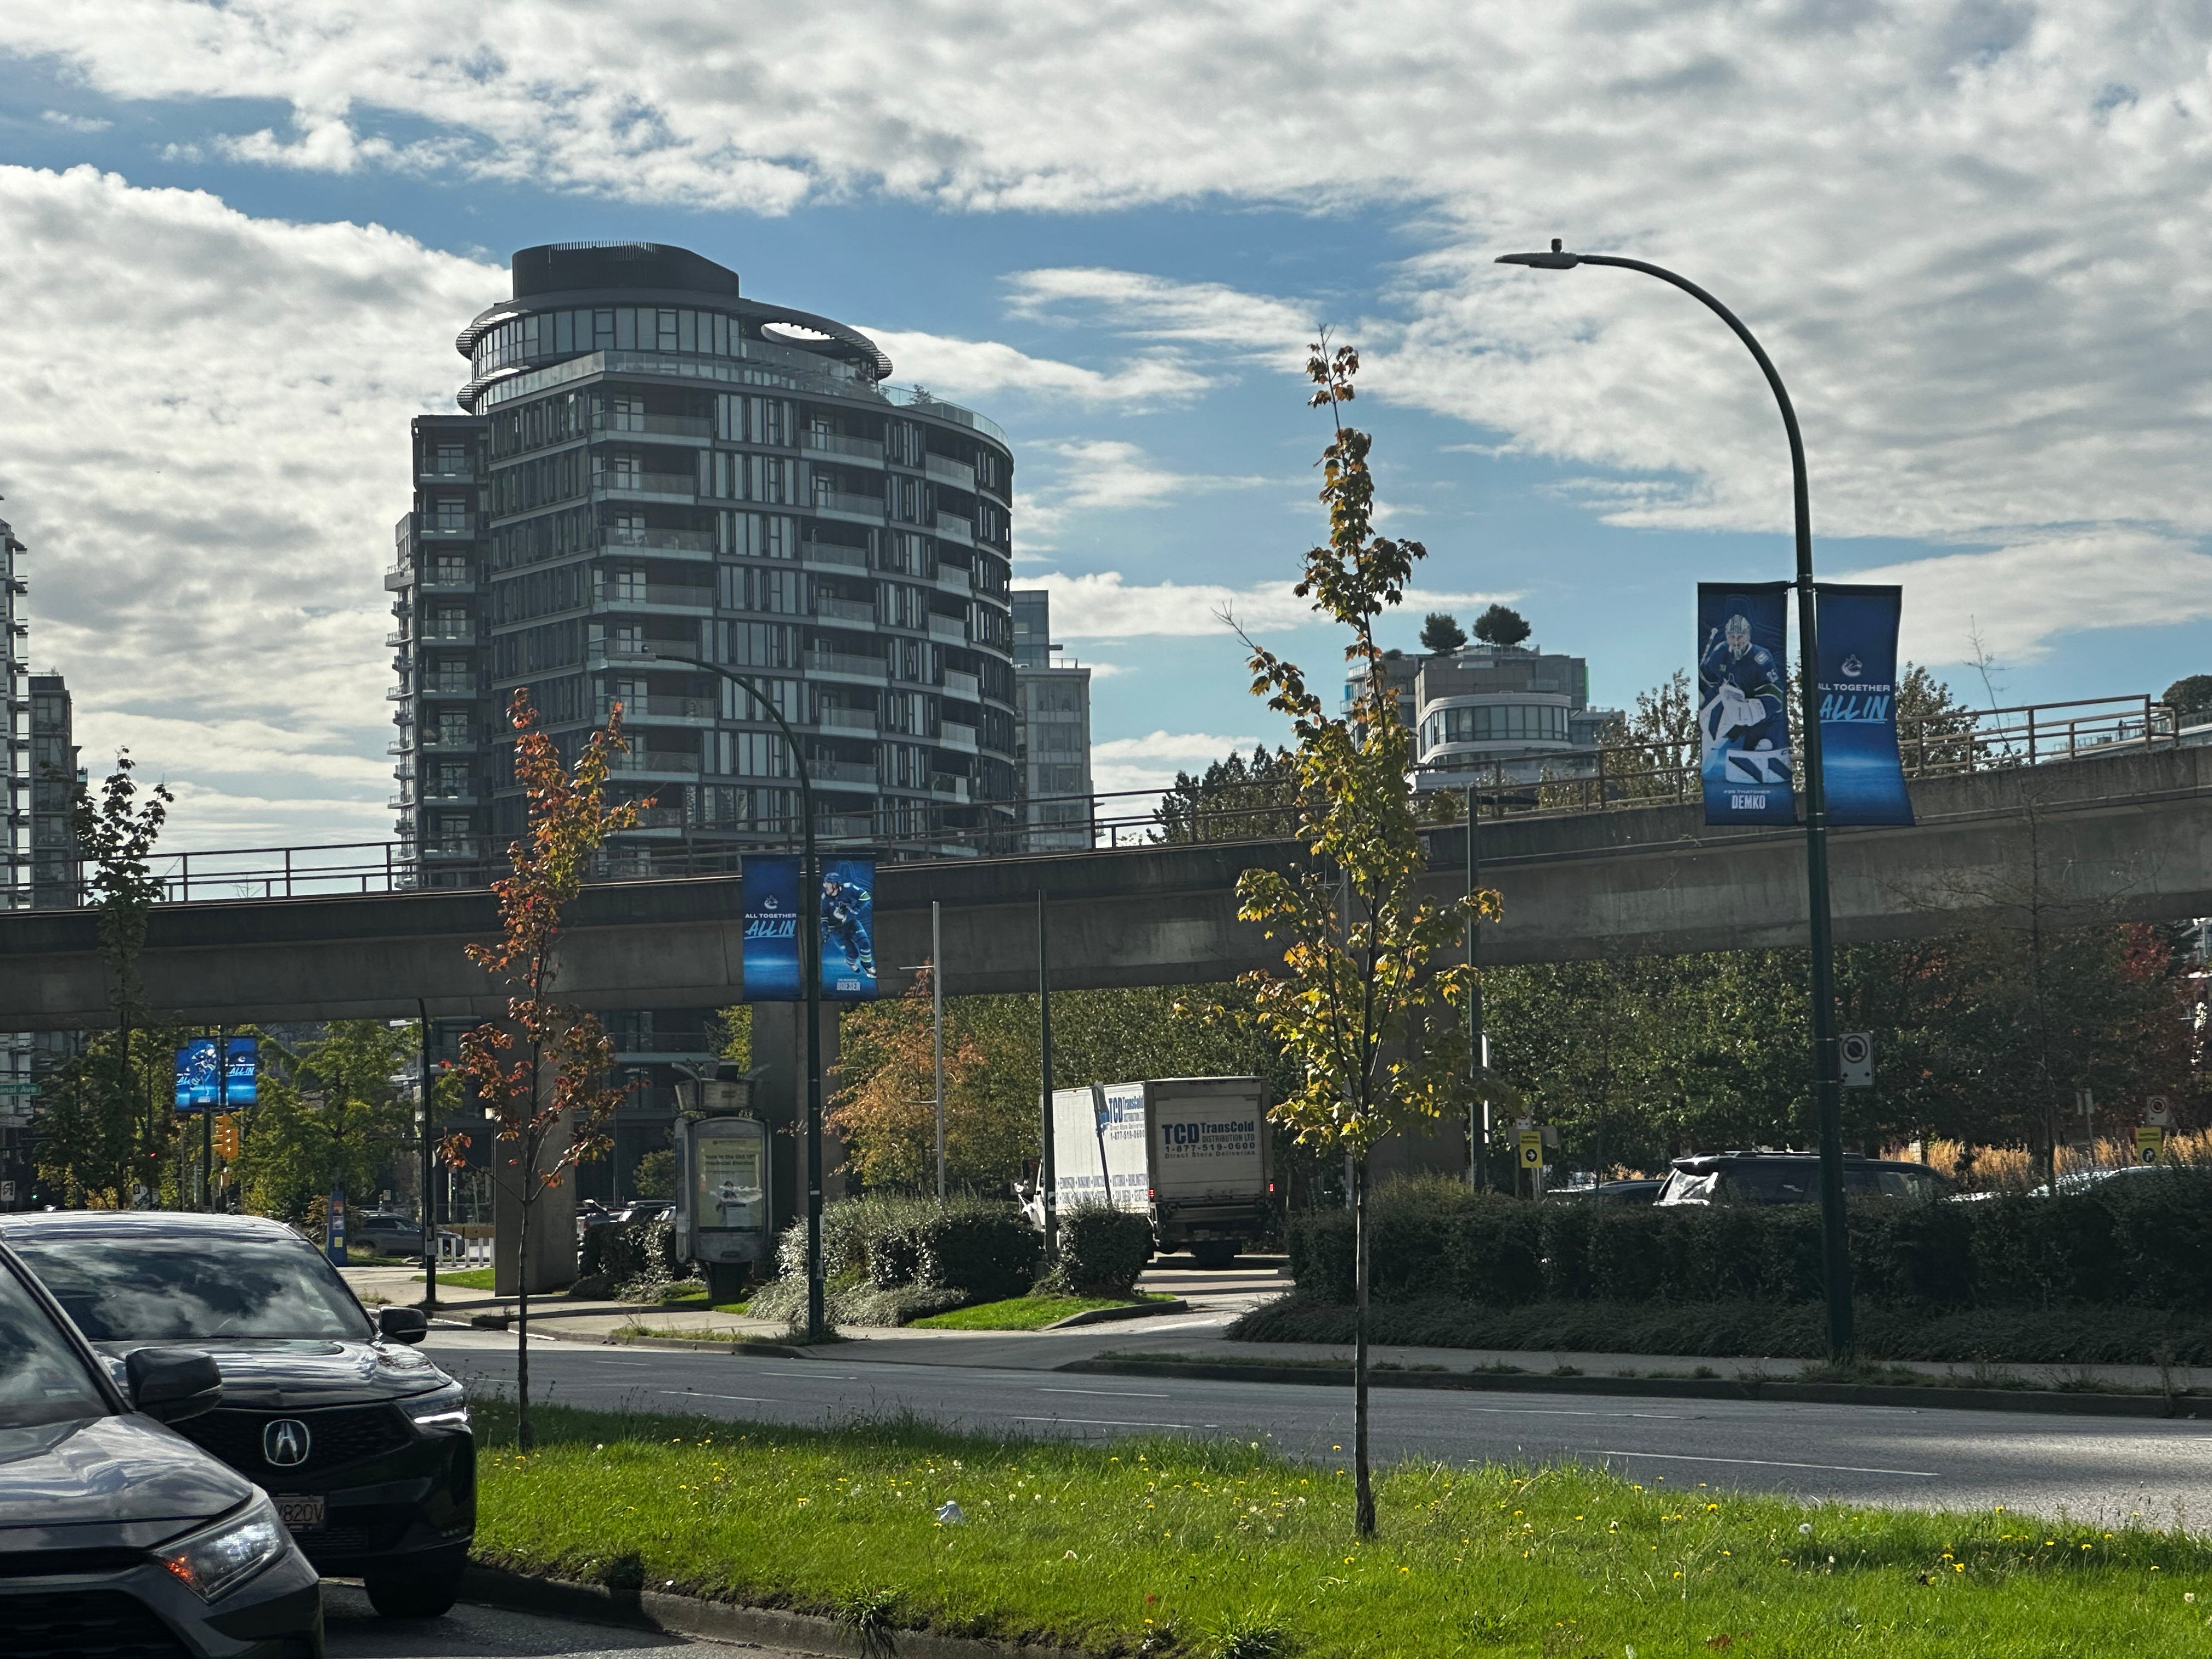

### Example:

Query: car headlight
xmin=157 ymin=1492 xmax=289 ymax=1601
xmin=402 ymin=1382 xmax=471 ymax=1431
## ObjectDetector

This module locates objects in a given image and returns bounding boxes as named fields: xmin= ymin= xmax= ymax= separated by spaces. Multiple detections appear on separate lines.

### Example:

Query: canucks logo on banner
xmin=1813 ymin=582 xmax=1914 ymax=827
xmin=1696 ymin=582 xmax=1796 ymax=825
xmin=742 ymin=856 xmax=878 ymax=1002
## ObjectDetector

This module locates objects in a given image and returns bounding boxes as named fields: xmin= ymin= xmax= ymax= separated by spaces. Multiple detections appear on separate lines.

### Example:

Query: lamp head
xmin=1496 ymin=238 xmax=1581 ymax=270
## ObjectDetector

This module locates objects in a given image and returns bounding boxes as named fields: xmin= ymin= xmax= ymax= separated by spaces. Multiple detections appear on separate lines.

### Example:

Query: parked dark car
xmin=349 ymin=1212 xmax=426 ymax=1258
xmin=1 ymin=1211 xmax=475 ymax=1618
xmin=1656 ymin=1152 xmax=1954 ymax=1205
xmin=1592 ymin=1177 xmax=1666 ymax=1205
xmin=0 ymin=1239 xmax=324 ymax=1657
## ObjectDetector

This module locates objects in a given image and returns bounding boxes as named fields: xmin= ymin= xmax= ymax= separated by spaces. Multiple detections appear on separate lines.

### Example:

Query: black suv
xmin=0 ymin=1240 xmax=323 ymax=1657
xmin=1655 ymin=1152 xmax=1955 ymax=1205
xmin=2 ymin=1211 xmax=475 ymax=1617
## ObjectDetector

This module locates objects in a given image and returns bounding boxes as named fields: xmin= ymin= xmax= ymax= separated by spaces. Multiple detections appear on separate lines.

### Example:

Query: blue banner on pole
xmin=174 ymin=1039 xmax=217 ymax=1113
xmin=1696 ymin=582 xmax=1796 ymax=825
xmin=741 ymin=856 xmax=803 ymax=1001
xmin=818 ymin=857 xmax=878 ymax=1001
xmin=222 ymin=1037 xmax=258 ymax=1108
xmin=1813 ymin=583 xmax=1914 ymax=827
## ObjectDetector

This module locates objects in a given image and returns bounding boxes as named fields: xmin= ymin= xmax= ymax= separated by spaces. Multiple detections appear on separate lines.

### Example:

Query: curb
xmin=1042 ymin=1297 xmax=1189 ymax=1330
xmin=597 ymin=1333 xmax=808 ymax=1357
xmin=1059 ymin=1357 xmax=2208 ymax=1419
xmin=461 ymin=1564 xmax=1086 ymax=1659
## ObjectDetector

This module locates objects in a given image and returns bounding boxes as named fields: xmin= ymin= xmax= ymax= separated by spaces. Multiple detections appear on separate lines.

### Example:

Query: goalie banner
xmin=1697 ymin=582 xmax=1796 ymax=825
xmin=1813 ymin=583 xmax=1914 ymax=827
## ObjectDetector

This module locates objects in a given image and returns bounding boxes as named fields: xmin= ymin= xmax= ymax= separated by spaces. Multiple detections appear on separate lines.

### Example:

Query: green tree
xmin=1152 ymin=744 xmax=1301 ymax=843
xmin=1471 ymin=602 xmax=1531 ymax=647
xmin=452 ymin=690 xmax=646 ymax=1449
xmin=2162 ymin=673 xmax=2212 ymax=723
xmin=238 ymin=1023 xmax=416 ymax=1224
xmin=1417 ymin=611 xmax=1466 ymax=653
xmin=1231 ymin=343 xmax=1488 ymax=1537
xmin=630 ymin=1148 xmax=676 ymax=1199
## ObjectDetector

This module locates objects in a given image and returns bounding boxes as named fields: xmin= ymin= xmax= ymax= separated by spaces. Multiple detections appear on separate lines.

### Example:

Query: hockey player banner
xmin=741 ymin=856 xmax=803 ymax=1001
xmin=1696 ymin=582 xmax=1796 ymax=825
xmin=1813 ymin=583 xmax=1914 ymax=827
xmin=817 ymin=857 xmax=878 ymax=1000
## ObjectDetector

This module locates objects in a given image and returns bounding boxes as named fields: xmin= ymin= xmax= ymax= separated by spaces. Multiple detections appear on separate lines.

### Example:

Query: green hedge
xmin=763 ymin=1197 xmax=1041 ymax=1323
xmin=1287 ymin=1171 xmax=2212 ymax=1311
xmin=1046 ymin=1205 xmax=1152 ymax=1297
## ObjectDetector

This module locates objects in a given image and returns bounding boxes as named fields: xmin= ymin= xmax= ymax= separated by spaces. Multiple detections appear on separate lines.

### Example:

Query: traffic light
xmin=213 ymin=1114 xmax=241 ymax=1160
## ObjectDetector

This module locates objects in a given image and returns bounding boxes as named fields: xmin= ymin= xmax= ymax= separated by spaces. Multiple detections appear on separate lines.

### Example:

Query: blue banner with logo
xmin=817 ymin=857 xmax=878 ymax=1000
xmin=174 ymin=1036 xmax=260 ymax=1113
xmin=174 ymin=1039 xmax=217 ymax=1113
xmin=1813 ymin=583 xmax=1914 ymax=827
xmin=1696 ymin=582 xmax=1796 ymax=825
xmin=742 ymin=856 xmax=803 ymax=1001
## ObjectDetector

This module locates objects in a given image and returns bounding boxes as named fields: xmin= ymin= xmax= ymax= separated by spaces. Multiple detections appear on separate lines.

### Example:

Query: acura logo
xmin=262 ymin=1419 xmax=311 ymax=1468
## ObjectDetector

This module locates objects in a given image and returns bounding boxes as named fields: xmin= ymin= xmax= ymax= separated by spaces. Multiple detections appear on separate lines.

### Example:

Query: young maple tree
xmin=1233 ymin=343 xmax=1497 ymax=1538
xmin=448 ymin=690 xmax=647 ymax=1450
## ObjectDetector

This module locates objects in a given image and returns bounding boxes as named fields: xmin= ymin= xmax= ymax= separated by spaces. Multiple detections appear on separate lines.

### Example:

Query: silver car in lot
xmin=0 ymin=1240 xmax=324 ymax=1657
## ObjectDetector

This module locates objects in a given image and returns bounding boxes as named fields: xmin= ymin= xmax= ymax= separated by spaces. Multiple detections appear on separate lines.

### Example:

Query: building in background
xmin=1357 ymin=642 xmax=1623 ymax=795
xmin=1011 ymin=589 xmax=1092 ymax=849
xmin=386 ymin=241 xmax=1022 ymax=1203
xmin=2 ymin=518 xmax=25 ymax=910
xmin=29 ymin=674 xmax=81 ymax=908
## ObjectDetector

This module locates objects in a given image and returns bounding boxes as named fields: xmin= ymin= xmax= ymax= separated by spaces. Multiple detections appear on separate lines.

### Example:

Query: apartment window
xmin=429 ymin=657 xmax=473 ymax=692
xmin=609 ymin=511 xmax=647 ymax=547
xmin=432 ymin=713 xmax=471 ymax=748
xmin=433 ymin=498 xmax=467 ymax=531
xmin=430 ymin=555 xmax=469 ymax=584
xmin=606 ymin=395 xmax=645 ymax=433
xmin=433 ymin=444 xmax=468 ymax=474
xmin=434 ymin=761 xmax=470 ymax=797
xmin=602 ymin=567 xmax=647 ymax=603
xmin=430 ymin=607 xmax=470 ymax=640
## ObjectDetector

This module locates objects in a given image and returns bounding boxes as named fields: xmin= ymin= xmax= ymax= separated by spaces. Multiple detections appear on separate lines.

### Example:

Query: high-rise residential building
xmin=386 ymin=242 xmax=1021 ymax=1205
xmin=28 ymin=674 xmax=81 ymax=908
xmin=1356 ymin=641 xmax=1623 ymax=793
xmin=387 ymin=242 xmax=1019 ymax=885
xmin=2 ymin=517 xmax=26 ymax=910
xmin=1011 ymin=589 xmax=1092 ymax=850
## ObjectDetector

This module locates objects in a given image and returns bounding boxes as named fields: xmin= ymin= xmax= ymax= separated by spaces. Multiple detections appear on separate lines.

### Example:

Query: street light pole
xmin=1496 ymin=240 xmax=1853 ymax=1359
xmin=657 ymin=655 xmax=826 ymax=1343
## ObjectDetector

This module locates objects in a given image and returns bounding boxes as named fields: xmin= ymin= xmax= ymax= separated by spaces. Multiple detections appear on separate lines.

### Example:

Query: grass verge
xmin=910 ymin=1293 xmax=1177 ymax=1331
xmin=1232 ymin=1295 xmax=2212 ymax=1367
xmin=471 ymin=1400 xmax=2212 ymax=1658
xmin=423 ymin=1266 xmax=496 ymax=1291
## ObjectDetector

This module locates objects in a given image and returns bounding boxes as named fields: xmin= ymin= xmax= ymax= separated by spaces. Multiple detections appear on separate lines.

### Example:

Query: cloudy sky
xmin=3 ymin=2 xmax=2210 ymax=845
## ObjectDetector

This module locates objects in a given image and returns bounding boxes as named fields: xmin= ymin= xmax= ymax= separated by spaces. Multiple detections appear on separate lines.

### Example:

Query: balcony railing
xmin=814 ymin=488 xmax=886 ymax=518
xmin=421 ymin=622 xmax=476 ymax=641
xmin=924 ymin=454 xmax=976 ymax=492
xmin=818 ymin=706 xmax=879 ymax=732
xmin=801 ymin=539 xmax=871 ymax=569
xmin=803 ymin=430 xmax=884 ymax=462
xmin=599 ymin=695 xmax=714 ymax=721
xmin=926 ymin=613 xmax=968 ymax=644
xmin=606 ymin=526 xmax=715 ymax=553
xmin=933 ymin=511 xmax=975 ymax=546
xmin=938 ymin=721 xmax=978 ymax=751
xmin=815 ymin=595 xmax=876 ymax=624
xmin=810 ymin=758 xmax=878 ymax=786
xmin=593 ymin=412 xmax=712 ymax=438
xmin=595 ymin=470 xmax=696 ymax=498
xmin=808 ymin=650 xmax=887 ymax=680
xmin=942 ymin=669 xmax=982 ymax=703
xmin=597 ymin=584 xmax=714 ymax=611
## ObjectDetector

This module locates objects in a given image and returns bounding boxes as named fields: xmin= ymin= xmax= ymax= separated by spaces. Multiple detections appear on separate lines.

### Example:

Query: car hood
xmin=89 ymin=1338 xmax=450 ymax=1409
xmin=0 ymin=1413 xmax=249 ymax=1541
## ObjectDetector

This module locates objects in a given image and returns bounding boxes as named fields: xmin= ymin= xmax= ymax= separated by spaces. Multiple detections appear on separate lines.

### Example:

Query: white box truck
xmin=1026 ymin=1077 xmax=1273 ymax=1268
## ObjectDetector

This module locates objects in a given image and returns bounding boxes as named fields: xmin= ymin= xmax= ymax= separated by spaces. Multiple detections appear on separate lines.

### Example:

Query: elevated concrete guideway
xmin=2 ymin=745 xmax=2206 ymax=1030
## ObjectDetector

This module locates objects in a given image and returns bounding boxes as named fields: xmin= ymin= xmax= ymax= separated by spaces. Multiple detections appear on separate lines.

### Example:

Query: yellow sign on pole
xmin=1518 ymin=1131 xmax=1543 ymax=1169
xmin=2135 ymin=1125 xmax=2165 ymax=1164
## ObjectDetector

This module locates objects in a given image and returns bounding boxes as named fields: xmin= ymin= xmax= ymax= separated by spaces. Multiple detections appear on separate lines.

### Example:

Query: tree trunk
xmin=1353 ymin=1149 xmax=1374 ymax=1538
xmin=515 ymin=1191 xmax=533 ymax=1452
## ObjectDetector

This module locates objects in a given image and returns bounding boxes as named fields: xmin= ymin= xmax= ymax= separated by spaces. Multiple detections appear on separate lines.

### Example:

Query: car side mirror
xmin=127 ymin=1349 xmax=222 ymax=1424
xmin=378 ymin=1306 xmax=428 ymax=1345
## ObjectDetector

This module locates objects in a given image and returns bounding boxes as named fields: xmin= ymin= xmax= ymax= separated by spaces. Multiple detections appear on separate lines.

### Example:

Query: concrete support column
xmin=747 ymin=1001 xmax=845 ymax=1235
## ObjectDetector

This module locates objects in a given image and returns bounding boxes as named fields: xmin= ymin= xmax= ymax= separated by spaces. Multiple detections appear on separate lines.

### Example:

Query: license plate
xmin=274 ymin=1494 xmax=325 ymax=1531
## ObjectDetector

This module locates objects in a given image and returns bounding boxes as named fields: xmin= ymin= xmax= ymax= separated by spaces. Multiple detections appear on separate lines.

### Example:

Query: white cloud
xmin=1848 ymin=530 xmax=2212 ymax=666
xmin=858 ymin=328 xmax=1207 ymax=405
xmin=1033 ymin=569 xmax=1510 ymax=640
xmin=1090 ymin=729 xmax=1269 ymax=798
xmin=1004 ymin=268 xmax=1314 ymax=357
xmin=0 ymin=164 xmax=494 ymax=849
xmin=40 ymin=109 xmax=110 ymax=132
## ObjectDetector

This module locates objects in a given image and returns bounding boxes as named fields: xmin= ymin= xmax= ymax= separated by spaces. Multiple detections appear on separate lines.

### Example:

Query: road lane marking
xmin=1037 ymin=1388 xmax=1173 ymax=1400
xmin=1583 ymin=1448 xmax=1939 ymax=1478
xmin=1443 ymin=1405 xmax=1693 ymax=1421
xmin=661 ymin=1390 xmax=783 ymax=1405
xmin=1014 ymin=1416 xmax=1194 ymax=1429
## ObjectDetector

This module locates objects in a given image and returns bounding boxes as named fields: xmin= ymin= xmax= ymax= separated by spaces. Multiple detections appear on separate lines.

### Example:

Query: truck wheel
xmin=1190 ymin=1242 xmax=1238 ymax=1270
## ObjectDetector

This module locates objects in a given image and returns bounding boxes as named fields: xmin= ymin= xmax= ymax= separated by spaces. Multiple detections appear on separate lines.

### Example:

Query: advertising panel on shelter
xmin=1812 ymin=583 xmax=1915 ymax=827
xmin=741 ymin=856 xmax=803 ymax=1001
xmin=817 ymin=857 xmax=877 ymax=1000
xmin=1696 ymin=582 xmax=1797 ymax=825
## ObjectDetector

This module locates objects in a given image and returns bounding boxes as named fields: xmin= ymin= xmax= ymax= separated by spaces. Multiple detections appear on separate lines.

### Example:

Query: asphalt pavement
xmin=425 ymin=1332 xmax=2212 ymax=1529
xmin=324 ymin=1583 xmax=758 ymax=1657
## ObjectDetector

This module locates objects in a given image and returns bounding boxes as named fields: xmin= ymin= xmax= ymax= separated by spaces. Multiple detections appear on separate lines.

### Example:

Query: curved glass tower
xmin=388 ymin=242 xmax=1018 ymax=883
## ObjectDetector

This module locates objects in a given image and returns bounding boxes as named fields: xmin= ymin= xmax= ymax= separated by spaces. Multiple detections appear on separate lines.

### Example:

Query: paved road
xmin=426 ymin=1334 xmax=2212 ymax=1530
xmin=324 ymin=1583 xmax=754 ymax=1657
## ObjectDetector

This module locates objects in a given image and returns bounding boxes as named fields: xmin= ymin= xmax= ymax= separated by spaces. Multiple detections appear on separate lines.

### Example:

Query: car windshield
xmin=11 ymin=1232 xmax=374 ymax=1342
xmin=0 ymin=1259 xmax=110 ymax=1428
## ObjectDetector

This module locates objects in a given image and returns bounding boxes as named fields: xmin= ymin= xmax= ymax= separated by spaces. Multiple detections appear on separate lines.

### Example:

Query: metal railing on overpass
xmin=129 ymin=693 xmax=2180 ymax=904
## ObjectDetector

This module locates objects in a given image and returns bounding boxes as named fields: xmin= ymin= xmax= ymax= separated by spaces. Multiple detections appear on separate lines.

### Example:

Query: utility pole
xmin=1465 ymin=785 xmax=1485 ymax=1193
xmin=1036 ymin=888 xmax=1056 ymax=1258
xmin=931 ymin=900 xmax=946 ymax=1205
xmin=417 ymin=997 xmax=438 ymax=1310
